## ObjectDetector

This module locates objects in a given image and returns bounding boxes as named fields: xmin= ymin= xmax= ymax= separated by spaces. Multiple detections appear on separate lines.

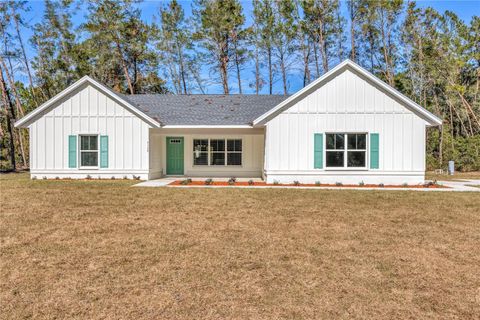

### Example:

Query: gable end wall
xmin=29 ymin=83 xmax=150 ymax=179
xmin=264 ymin=69 xmax=427 ymax=185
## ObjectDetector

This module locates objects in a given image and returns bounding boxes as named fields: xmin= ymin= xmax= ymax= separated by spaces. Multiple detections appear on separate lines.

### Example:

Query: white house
xmin=15 ymin=60 xmax=442 ymax=184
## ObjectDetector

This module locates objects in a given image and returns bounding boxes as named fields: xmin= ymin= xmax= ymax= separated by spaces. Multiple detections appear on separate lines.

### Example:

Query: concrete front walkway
xmin=134 ymin=178 xmax=480 ymax=192
xmin=438 ymin=179 xmax=480 ymax=192
xmin=133 ymin=178 xmax=177 ymax=187
xmin=133 ymin=177 xmax=263 ymax=187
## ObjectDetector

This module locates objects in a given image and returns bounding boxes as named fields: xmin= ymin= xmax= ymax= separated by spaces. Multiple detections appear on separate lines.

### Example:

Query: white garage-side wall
xmin=149 ymin=128 xmax=264 ymax=178
xmin=264 ymin=68 xmax=428 ymax=185
xmin=29 ymin=83 xmax=151 ymax=179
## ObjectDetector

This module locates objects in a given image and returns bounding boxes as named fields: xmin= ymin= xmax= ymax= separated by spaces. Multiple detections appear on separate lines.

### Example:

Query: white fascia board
xmin=161 ymin=125 xmax=253 ymax=129
xmin=15 ymin=76 xmax=161 ymax=128
xmin=253 ymin=59 xmax=442 ymax=127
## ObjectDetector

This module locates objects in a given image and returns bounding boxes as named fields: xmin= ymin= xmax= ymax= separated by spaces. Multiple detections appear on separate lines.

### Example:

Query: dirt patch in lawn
xmin=169 ymin=180 xmax=447 ymax=188
xmin=1 ymin=173 xmax=479 ymax=319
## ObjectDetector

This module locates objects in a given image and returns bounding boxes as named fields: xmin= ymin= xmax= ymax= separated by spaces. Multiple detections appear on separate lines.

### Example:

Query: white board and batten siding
xmin=29 ymin=83 xmax=151 ymax=179
xmin=264 ymin=68 xmax=428 ymax=184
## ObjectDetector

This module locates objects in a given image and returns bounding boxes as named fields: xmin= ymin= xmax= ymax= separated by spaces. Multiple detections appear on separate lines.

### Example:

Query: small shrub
xmin=315 ymin=181 xmax=321 ymax=186
xmin=424 ymin=180 xmax=437 ymax=187
xmin=42 ymin=176 xmax=47 ymax=180
xmin=55 ymin=176 xmax=60 ymax=180
xmin=228 ymin=177 xmax=236 ymax=185
xmin=187 ymin=178 xmax=192 ymax=183
xmin=358 ymin=181 xmax=365 ymax=186
xmin=86 ymin=175 xmax=92 ymax=180
xmin=402 ymin=182 xmax=408 ymax=187
xmin=133 ymin=175 xmax=141 ymax=180
xmin=378 ymin=183 xmax=385 ymax=188
xmin=123 ymin=176 xmax=128 ymax=180
xmin=32 ymin=176 xmax=37 ymax=180
xmin=205 ymin=178 xmax=213 ymax=185
xmin=180 ymin=179 xmax=190 ymax=185
xmin=111 ymin=176 xmax=116 ymax=180
xmin=248 ymin=179 xmax=254 ymax=186
xmin=273 ymin=180 xmax=279 ymax=185
xmin=293 ymin=180 xmax=300 ymax=186
xmin=335 ymin=182 xmax=343 ymax=186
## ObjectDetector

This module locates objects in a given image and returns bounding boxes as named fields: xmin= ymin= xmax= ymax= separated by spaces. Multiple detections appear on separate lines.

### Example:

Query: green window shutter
xmin=370 ymin=133 xmax=379 ymax=169
xmin=314 ymin=133 xmax=323 ymax=169
xmin=100 ymin=135 xmax=108 ymax=168
xmin=68 ymin=135 xmax=77 ymax=168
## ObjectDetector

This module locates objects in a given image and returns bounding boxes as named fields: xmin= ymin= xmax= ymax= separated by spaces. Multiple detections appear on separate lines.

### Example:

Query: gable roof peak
xmin=15 ymin=75 xmax=161 ymax=128
xmin=253 ymin=59 xmax=442 ymax=127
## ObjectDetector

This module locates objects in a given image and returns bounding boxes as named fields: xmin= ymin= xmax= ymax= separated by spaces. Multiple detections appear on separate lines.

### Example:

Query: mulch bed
xmin=169 ymin=180 xmax=448 ymax=188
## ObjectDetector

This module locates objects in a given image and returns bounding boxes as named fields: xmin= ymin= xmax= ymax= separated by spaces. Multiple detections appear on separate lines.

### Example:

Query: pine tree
xmin=84 ymin=0 xmax=167 ymax=94
xmin=293 ymin=0 xmax=312 ymax=86
xmin=7 ymin=1 xmax=37 ymax=105
xmin=193 ymin=0 xmax=245 ymax=94
xmin=156 ymin=0 xmax=195 ymax=94
xmin=253 ymin=0 xmax=275 ymax=94
xmin=301 ymin=0 xmax=340 ymax=73
xmin=272 ymin=0 xmax=297 ymax=95
xmin=30 ymin=0 xmax=78 ymax=99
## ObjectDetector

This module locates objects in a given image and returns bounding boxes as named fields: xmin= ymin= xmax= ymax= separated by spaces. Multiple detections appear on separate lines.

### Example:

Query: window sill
xmin=324 ymin=168 xmax=369 ymax=171
xmin=79 ymin=167 xmax=99 ymax=170
xmin=192 ymin=165 xmax=244 ymax=168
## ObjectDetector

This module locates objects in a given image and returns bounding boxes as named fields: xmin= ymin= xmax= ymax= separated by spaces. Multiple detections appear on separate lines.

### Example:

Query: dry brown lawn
xmin=1 ymin=173 xmax=480 ymax=319
xmin=426 ymin=171 xmax=480 ymax=181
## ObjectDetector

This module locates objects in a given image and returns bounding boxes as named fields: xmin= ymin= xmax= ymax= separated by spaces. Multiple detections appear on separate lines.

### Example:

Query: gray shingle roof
xmin=119 ymin=94 xmax=289 ymax=126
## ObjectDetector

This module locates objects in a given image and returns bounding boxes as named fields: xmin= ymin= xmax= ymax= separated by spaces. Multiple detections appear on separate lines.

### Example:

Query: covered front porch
xmin=148 ymin=127 xmax=265 ymax=180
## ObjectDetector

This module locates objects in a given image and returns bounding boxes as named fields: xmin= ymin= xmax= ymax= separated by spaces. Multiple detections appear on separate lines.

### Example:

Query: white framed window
xmin=193 ymin=139 xmax=209 ymax=165
xmin=193 ymin=138 xmax=242 ymax=166
xmin=79 ymin=135 xmax=99 ymax=168
xmin=325 ymin=133 xmax=366 ymax=169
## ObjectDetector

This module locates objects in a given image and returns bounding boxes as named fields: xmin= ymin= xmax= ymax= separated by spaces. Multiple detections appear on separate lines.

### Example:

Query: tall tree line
xmin=0 ymin=0 xmax=479 ymax=171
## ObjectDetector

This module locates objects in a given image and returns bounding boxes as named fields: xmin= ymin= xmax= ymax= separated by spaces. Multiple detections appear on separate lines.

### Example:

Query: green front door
xmin=166 ymin=137 xmax=184 ymax=175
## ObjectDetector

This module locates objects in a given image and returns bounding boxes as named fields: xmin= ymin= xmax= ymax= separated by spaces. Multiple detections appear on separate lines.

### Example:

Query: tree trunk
xmin=115 ymin=41 xmax=134 ymax=94
xmin=350 ymin=18 xmax=356 ymax=61
xmin=255 ymin=43 xmax=260 ymax=94
xmin=280 ymin=52 xmax=287 ymax=95
xmin=12 ymin=11 xmax=37 ymax=105
xmin=318 ymin=28 xmax=329 ymax=73
xmin=1 ymin=57 xmax=25 ymax=117
xmin=457 ymin=91 xmax=480 ymax=130
xmin=176 ymin=41 xmax=188 ymax=94
xmin=446 ymin=99 xmax=469 ymax=137
xmin=1 ymin=58 xmax=28 ymax=167
xmin=0 ymin=66 xmax=16 ymax=170
xmin=233 ymin=41 xmax=242 ymax=94
xmin=219 ymin=42 xmax=229 ymax=95
xmin=267 ymin=46 xmax=273 ymax=94
xmin=378 ymin=10 xmax=394 ymax=87
xmin=368 ymin=33 xmax=375 ymax=73
xmin=303 ymin=39 xmax=311 ymax=87
xmin=312 ymin=41 xmax=320 ymax=77
xmin=189 ymin=64 xmax=206 ymax=94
